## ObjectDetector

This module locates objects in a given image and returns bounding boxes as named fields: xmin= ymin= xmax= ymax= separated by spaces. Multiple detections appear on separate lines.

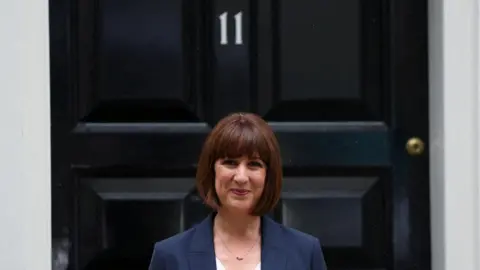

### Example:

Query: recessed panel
xmin=260 ymin=0 xmax=382 ymax=121
xmin=279 ymin=0 xmax=361 ymax=101
xmin=77 ymin=177 xmax=195 ymax=269
xmin=78 ymin=0 xmax=201 ymax=122
xmin=105 ymin=201 xmax=182 ymax=252
xmin=279 ymin=176 xmax=387 ymax=269
xmin=282 ymin=199 xmax=362 ymax=247
xmin=99 ymin=0 xmax=184 ymax=101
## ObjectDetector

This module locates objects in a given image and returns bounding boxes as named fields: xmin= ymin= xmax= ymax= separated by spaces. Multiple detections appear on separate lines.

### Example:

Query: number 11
xmin=219 ymin=12 xmax=243 ymax=45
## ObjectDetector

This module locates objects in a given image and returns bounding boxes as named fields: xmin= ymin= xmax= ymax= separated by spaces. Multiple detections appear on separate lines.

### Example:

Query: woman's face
xmin=214 ymin=155 xmax=266 ymax=213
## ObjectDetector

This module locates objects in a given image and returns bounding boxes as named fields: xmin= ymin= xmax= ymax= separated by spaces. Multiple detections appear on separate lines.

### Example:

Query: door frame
xmin=0 ymin=0 xmax=479 ymax=269
xmin=428 ymin=0 xmax=480 ymax=269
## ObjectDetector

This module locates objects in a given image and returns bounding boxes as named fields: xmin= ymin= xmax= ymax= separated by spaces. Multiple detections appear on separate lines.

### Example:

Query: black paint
xmin=50 ymin=0 xmax=430 ymax=269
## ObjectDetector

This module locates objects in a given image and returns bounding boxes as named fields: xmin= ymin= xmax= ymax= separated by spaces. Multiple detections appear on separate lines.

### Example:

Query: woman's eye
xmin=222 ymin=159 xmax=237 ymax=166
xmin=249 ymin=161 xmax=264 ymax=167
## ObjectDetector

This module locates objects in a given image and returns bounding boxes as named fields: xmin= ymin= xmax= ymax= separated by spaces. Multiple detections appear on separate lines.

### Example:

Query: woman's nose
xmin=233 ymin=164 xmax=248 ymax=183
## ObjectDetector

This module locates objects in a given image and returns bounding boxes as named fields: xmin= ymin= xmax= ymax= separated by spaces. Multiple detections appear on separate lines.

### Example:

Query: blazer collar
xmin=189 ymin=213 xmax=215 ymax=253
xmin=188 ymin=213 xmax=286 ymax=270
xmin=188 ymin=214 xmax=216 ymax=270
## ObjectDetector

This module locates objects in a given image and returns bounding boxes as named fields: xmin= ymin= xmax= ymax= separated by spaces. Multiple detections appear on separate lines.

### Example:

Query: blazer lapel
xmin=261 ymin=216 xmax=287 ymax=270
xmin=188 ymin=214 xmax=216 ymax=270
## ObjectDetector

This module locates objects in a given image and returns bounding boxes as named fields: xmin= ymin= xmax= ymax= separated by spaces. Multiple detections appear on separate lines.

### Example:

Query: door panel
xmin=279 ymin=0 xmax=361 ymax=100
xmin=259 ymin=0 xmax=382 ymax=121
xmin=99 ymin=0 xmax=185 ymax=101
xmin=280 ymin=176 xmax=386 ymax=268
xmin=80 ymin=0 xmax=201 ymax=123
xmin=50 ymin=0 xmax=430 ymax=269
xmin=76 ymin=177 xmax=192 ymax=269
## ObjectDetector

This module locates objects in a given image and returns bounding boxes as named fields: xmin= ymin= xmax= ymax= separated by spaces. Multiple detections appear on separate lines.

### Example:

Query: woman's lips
xmin=230 ymin=189 xmax=249 ymax=196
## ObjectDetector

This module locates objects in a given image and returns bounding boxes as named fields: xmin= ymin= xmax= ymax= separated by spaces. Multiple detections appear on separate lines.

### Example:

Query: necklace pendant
xmin=236 ymin=257 xmax=243 ymax=261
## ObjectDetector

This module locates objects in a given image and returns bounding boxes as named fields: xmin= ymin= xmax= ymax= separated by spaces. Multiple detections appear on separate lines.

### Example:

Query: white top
xmin=215 ymin=258 xmax=261 ymax=270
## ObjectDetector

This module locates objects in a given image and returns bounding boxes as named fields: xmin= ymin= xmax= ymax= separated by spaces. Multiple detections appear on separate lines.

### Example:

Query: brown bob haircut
xmin=195 ymin=112 xmax=283 ymax=216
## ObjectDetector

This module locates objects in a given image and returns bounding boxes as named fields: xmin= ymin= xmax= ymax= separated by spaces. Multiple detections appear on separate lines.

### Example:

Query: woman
xmin=149 ymin=112 xmax=327 ymax=270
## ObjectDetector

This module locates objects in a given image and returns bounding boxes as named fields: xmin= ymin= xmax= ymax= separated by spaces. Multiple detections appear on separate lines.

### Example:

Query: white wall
xmin=0 ymin=0 xmax=51 ymax=270
xmin=0 ymin=0 xmax=478 ymax=269
xmin=428 ymin=0 xmax=480 ymax=270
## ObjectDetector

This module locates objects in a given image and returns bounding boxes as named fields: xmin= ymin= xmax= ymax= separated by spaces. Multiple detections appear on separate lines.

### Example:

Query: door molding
xmin=428 ymin=0 xmax=480 ymax=270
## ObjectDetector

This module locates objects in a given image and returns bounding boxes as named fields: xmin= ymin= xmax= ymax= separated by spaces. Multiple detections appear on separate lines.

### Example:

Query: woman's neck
xmin=214 ymin=209 xmax=261 ymax=240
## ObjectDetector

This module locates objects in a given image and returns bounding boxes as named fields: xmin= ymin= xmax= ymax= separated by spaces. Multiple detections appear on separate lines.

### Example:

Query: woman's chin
xmin=223 ymin=200 xmax=253 ymax=213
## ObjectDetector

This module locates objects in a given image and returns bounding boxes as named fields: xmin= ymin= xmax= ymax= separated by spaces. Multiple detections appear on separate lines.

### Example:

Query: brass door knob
xmin=406 ymin=137 xmax=425 ymax=156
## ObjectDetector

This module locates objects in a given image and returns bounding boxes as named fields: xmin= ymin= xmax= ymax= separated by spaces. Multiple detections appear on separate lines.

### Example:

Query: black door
xmin=50 ymin=0 xmax=430 ymax=269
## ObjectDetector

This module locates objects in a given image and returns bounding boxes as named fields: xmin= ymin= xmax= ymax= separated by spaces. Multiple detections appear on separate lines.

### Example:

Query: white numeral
xmin=219 ymin=12 xmax=228 ymax=45
xmin=219 ymin=11 xmax=243 ymax=45
xmin=234 ymin=12 xmax=243 ymax=45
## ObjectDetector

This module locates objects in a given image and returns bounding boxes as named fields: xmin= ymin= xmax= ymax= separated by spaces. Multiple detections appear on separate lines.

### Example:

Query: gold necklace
xmin=218 ymin=234 xmax=259 ymax=261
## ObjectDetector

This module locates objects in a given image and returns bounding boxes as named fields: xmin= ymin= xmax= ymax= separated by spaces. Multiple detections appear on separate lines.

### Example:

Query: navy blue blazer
xmin=148 ymin=214 xmax=327 ymax=270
